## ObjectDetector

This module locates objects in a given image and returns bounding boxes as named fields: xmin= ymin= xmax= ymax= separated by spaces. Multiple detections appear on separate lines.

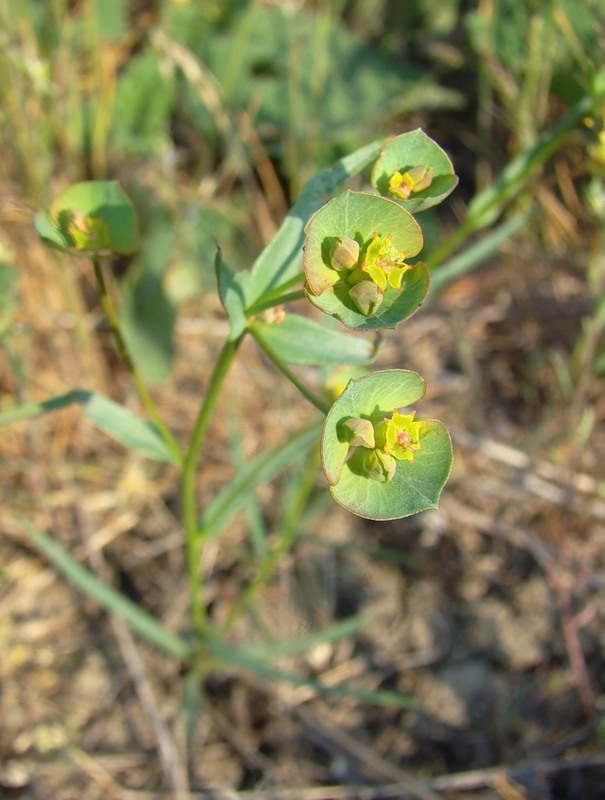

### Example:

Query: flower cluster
xmin=387 ymin=165 xmax=433 ymax=200
xmin=64 ymin=210 xmax=111 ymax=251
xmin=344 ymin=409 xmax=424 ymax=484
xmin=329 ymin=232 xmax=411 ymax=316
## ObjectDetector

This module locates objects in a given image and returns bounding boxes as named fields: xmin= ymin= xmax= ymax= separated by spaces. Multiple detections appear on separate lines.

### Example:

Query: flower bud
xmin=349 ymin=280 xmax=383 ymax=316
xmin=66 ymin=210 xmax=111 ymax=251
xmin=364 ymin=448 xmax=396 ymax=483
xmin=388 ymin=166 xmax=433 ymax=200
xmin=331 ymin=236 xmax=360 ymax=270
xmin=344 ymin=417 xmax=375 ymax=449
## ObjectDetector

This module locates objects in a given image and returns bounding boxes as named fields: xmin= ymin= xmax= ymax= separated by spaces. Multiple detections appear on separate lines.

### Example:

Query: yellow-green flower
xmin=358 ymin=232 xmax=410 ymax=291
xmin=379 ymin=410 xmax=423 ymax=463
xmin=388 ymin=166 xmax=433 ymax=200
xmin=345 ymin=408 xmax=425 ymax=484
xmin=327 ymin=231 xmax=411 ymax=317
xmin=64 ymin=210 xmax=112 ymax=251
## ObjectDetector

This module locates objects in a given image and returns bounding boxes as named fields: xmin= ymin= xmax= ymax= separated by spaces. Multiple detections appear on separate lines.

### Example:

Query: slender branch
xmin=246 ymin=289 xmax=306 ymax=317
xmin=249 ymin=272 xmax=304 ymax=305
xmin=180 ymin=337 xmax=243 ymax=635
xmin=249 ymin=323 xmax=330 ymax=414
xmin=91 ymin=258 xmax=183 ymax=466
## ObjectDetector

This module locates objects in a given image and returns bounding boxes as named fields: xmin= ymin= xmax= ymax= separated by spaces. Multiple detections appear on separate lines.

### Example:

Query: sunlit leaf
xmin=321 ymin=370 xmax=452 ymax=519
xmin=304 ymin=191 xmax=428 ymax=330
xmin=37 ymin=181 xmax=138 ymax=257
xmin=371 ymin=129 xmax=458 ymax=213
xmin=251 ymin=314 xmax=378 ymax=366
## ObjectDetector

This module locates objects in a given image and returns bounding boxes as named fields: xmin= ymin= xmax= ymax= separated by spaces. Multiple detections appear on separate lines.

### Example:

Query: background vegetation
xmin=1 ymin=0 xmax=605 ymax=797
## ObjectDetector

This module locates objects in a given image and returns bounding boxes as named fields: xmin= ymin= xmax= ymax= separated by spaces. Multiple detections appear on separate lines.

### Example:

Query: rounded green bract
xmin=303 ymin=191 xmax=429 ymax=330
xmin=321 ymin=370 xmax=453 ymax=520
xmin=371 ymin=129 xmax=458 ymax=213
xmin=34 ymin=181 xmax=138 ymax=257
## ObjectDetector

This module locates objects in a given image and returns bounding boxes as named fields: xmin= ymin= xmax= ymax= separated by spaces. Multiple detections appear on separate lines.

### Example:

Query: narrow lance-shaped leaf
xmin=0 ymin=390 xmax=178 ymax=464
xmin=243 ymin=139 xmax=384 ymax=306
xmin=18 ymin=519 xmax=190 ymax=660
xmin=215 ymin=247 xmax=248 ymax=341
xmin=250 ymin=313 xmax=379 ymax=366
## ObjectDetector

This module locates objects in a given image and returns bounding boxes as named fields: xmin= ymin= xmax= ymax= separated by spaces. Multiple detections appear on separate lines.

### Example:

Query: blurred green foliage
xmin=1 ymin=0 xmax=604 ymax=382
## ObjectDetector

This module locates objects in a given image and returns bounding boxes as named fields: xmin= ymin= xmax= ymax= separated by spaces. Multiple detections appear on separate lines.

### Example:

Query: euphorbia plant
xmin=321 ymin=370 xmax=451 ymax=519
xmin=16 ymin=128 xmax=454 ymax=698
xmin=303 ymin=190 xmax=429 ymax=326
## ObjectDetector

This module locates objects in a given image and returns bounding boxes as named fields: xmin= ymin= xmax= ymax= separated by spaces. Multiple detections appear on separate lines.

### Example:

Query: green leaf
xmin=113 ymin=50 xmax=174 ymax=156
xmin=321 ymin=370 xmax=452 ymax=520
xmin=239 ymin=614 xmax=376 ymax=660
xmin=120 ymin=274 xmax=176 ymax=385
xmin=227 ymin=413 xmax=269 ymax=560
xmin=83 ymin=393 xmax=178 ymax=463
xmin=250 ymin=314 xmax=378 ymax=366
xmin=0 ymin=390 xmax=178 ymax=464
xmin=33 ymin=211 xmax=74 ymax=252
xmin=243 ymin=139 xmax=384 ymax=307
xmin=215 ymin=248 xmax=248 ymax=341
xmin=198 ymin=423 xmax=321 ymax=541
xmin=0 ymin=262 xmax=19 ymax=338
xmin=37 ymin=181 xmax=138 ymax=257
xmin=371 ymin=129 xmax=458 ymax=212
xmin=182 ymin=667 xmax=206 ymax=746
xmin=91 ymin=0 xmax=127 ymax=41
xmin=304 ymin=191 xmax=428 ymax=330
xmin=208 ymin=639 xmax=417 ymax=709
xmin=17 ymin=518 xmax=190 ymax=660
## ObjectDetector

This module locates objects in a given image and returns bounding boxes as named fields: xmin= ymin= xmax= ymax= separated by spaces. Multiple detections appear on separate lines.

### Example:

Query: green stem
xmin=246 ymin=289 xmax=306 ymax=317
xmin=180 ymin=336 xmax=243 ymax=635
xmin=92 ymin=258 xmax=183 ymax=465
xmin=249 ymin=323 xmax=330 ymax=414
xmin=245 ymin=273 xmax=304 ymax=316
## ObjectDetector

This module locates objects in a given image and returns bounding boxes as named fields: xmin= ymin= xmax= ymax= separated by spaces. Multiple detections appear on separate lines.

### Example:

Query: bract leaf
xmin=304 ymin=191 xmax=428 ymax=330
xmin=18 ymin=518 xmax=190 ymax=659
xmin=371 ymin=129 xmax=458 ymax=213
xmin=0 ymin=389 xmax=178 ymax=464
xmin=84 ymin=393 xmax=179 ymax=463
xmin=244 ymin=139 xmax=384 ymax=307
xmin=321 ymin=370 xmax=452 ymax=520
xmin=251 ymin=314 xmax=378 ymax=366
xmin=33 ymin=211 xmax=74 ymax=252
xmin=39 ymin=181 xmax=138 ymax=256
xmin=215 ymin=247 xmax=248 ymax=341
